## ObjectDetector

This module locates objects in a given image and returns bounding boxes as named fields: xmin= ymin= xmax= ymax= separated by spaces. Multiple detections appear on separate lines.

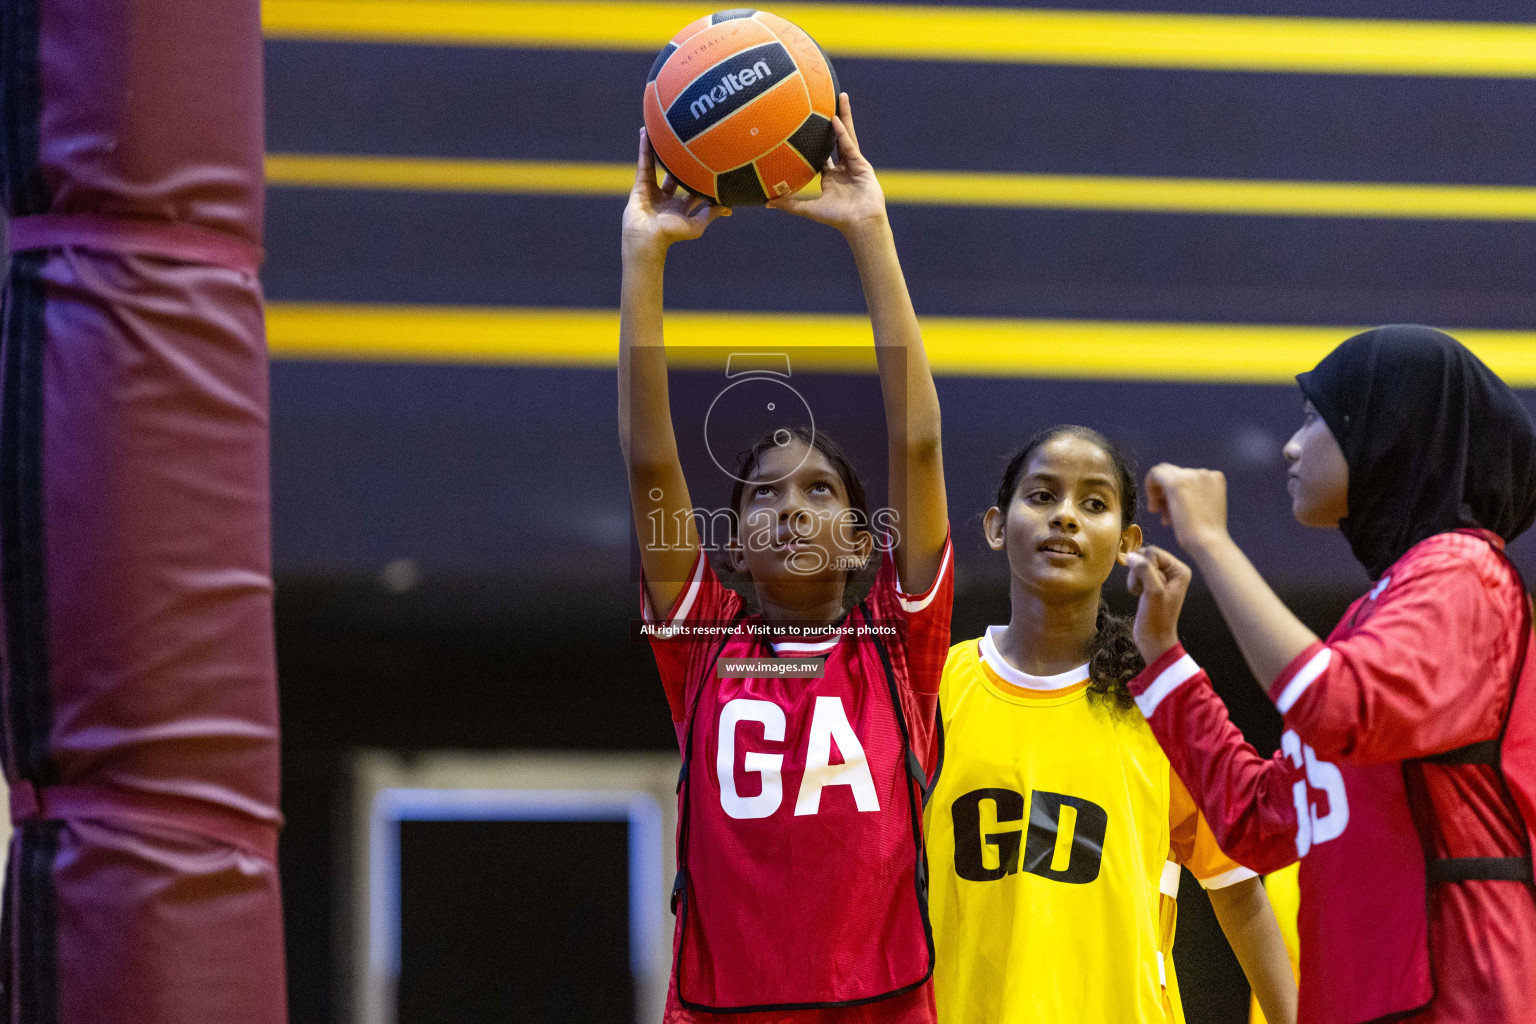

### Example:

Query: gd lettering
xmin=951 ymin=787 xmax=1109 ymax=885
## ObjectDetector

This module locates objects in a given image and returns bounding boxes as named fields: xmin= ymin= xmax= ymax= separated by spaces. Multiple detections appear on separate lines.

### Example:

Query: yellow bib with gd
xmin=926 ymin=636 xmax=1184 ymax=1024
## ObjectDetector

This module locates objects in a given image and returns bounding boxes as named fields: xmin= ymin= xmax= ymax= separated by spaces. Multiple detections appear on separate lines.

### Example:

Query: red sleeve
xmin=1129 ymin=645 xmax=1305 ymax=874
xmin=863 ymin=529 xmax=955 ymax=697
xmin=862 ymin=530 xmax=954 ymax=771
xmin=1269 ymin=536 xmax=1521 ymax=763
xmin=640 ymin=547 xmax=744 ymax=724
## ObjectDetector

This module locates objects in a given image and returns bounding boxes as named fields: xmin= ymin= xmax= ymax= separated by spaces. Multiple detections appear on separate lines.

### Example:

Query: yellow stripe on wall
xmin=265 ymin=154 xmax=1536 ymax=221
xmin=265 ymin=303 xmax=1536 ymax=385
xmin=266 ymin=154 xmax=635 ymax=198
xmin=262 ymin=1 xmax=1536 ymax=78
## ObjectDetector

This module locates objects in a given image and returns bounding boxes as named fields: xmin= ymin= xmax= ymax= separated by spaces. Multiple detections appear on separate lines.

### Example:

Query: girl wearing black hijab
xmin=1120 ymin=326 xmax=1536 ymax=1024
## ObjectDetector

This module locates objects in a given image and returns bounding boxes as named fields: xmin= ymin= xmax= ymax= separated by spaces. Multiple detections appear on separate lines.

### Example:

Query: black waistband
xmin=1419 ymin=739 xmax=1501 ymax=765
xmin=1428 ymin=856 xmax=1533 ymax=883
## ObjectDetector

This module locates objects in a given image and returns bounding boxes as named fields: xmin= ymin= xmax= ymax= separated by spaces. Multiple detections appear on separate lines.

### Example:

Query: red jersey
xmin=1129 ymin=529 xmax=1536 ymax=1023
xmin=644 ymin=534 xmax=954 ymax=1024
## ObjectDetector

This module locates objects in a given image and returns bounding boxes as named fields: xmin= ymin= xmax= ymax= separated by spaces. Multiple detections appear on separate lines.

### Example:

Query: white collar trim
xmin=980 ymin=626 xmax=1091 ymax=690
xmin=770 ymin=637 xmax=839 ymax=655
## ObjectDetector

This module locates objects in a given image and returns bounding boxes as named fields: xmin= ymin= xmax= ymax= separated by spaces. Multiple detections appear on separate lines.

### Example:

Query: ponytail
xmin=1085 ymin=600 xmax=1142 ymax=713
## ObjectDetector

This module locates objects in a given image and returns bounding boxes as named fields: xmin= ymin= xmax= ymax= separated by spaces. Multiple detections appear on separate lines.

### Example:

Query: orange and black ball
xmin=643 ymin=10 xmax=839 ymax=205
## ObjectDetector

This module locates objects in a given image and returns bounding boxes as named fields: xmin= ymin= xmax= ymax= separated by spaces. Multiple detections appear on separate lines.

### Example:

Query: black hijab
xmin=1296 ymin=325 xmax=1536 ymax=580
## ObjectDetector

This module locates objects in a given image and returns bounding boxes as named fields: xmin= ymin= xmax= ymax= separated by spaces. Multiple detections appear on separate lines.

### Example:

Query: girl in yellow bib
xmin=925 ymin=425 xmax=1296 ymax=1024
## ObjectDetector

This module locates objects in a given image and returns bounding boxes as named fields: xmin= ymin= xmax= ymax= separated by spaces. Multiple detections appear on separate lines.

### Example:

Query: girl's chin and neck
xmin=1012 ymin=576 xmax=1107 ymax=615
xmin=1290 ymin=494 xmax=1347 ymax=530
xmin=748 ymin=576 xmax=857 ymax=625
xmin=995 ymin=578 xmax=1107 ymax=676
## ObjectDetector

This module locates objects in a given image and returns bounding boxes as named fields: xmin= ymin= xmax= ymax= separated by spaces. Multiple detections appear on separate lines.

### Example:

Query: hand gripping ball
xmin=643 ymin=9 xmax=840 ymax=206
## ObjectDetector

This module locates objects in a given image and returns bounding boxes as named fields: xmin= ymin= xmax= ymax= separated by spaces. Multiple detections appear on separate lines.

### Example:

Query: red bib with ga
xmin=672 ymin=607 xmax=934 ymax=1012
xmin=1292 ymin=540 xmax=1536 ymax=1024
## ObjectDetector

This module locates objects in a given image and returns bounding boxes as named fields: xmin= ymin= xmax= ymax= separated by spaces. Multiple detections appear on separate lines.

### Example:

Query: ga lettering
xmin=951 ymin=787 xmax=1109 ymax=885
xmin=716 ymin=696 xmax=880 ymax=820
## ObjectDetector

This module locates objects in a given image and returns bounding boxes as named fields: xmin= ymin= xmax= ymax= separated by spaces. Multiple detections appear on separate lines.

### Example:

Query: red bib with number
xmin=1293 ymin=537 xmax=1536 ymax=1023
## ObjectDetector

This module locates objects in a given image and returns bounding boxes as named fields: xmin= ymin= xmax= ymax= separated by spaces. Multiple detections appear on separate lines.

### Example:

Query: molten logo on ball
xmin=690 ymin=60 xmax=775 ymax=120
xmin=643 ymin=9 xmax=839 ymax=205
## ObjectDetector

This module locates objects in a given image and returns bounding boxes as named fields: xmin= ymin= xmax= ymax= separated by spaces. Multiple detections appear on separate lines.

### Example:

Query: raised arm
xmin=620 ymin=130 xmax=731 ymax=614
xmin=1141 ymin=466 xmax=1514 ymax=762
xmin=768 ymin=95 xmax=948 ymax=592
xmin=1143 ymin=465 xmax=1319 ymax=686
xmin=1126 ymin=546 xmax=1307 ymax=872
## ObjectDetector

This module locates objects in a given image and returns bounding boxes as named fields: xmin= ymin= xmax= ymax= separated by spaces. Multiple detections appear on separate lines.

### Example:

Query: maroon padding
xmin=29 ymin=1 xmax=265 ymax=241
xmin=8 ymin=216 xmax=264 ymax=275
xmin=0 ymin=0 xmax=285 ymax=1021
xmin=10 ymin=776 xmax=280 ymax=863
xmin=32 ymin=252 xmax=285 ymax=1024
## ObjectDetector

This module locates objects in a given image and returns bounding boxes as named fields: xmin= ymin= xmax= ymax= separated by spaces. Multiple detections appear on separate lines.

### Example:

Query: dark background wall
xmin=233 ymin=2 xmax=1536 ymax=1020
xmin=268 ymin=366 xmax=1536 ymax=1024
xmin=1 ymin=2 xmax=1533 ymax=1020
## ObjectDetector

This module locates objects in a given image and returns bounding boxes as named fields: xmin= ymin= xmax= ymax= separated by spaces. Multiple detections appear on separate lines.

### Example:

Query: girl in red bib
xmin=620 ymin=95 xmax=951 ymax=1024
xmin=1126 ymin=326 xmax=1536 ymax=1023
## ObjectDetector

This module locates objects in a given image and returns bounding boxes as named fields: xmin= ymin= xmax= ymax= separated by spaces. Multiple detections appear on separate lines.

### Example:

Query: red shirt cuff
xmin=891 ymin=527 xmax=954 ymax=606
xmin=1267 ymin=640 xmax=1332 ymax=714
xmin=1130 ymin=643 xmax=1190 ymax=697
xmin=639 ymin=546 xmax=706 ymax=625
